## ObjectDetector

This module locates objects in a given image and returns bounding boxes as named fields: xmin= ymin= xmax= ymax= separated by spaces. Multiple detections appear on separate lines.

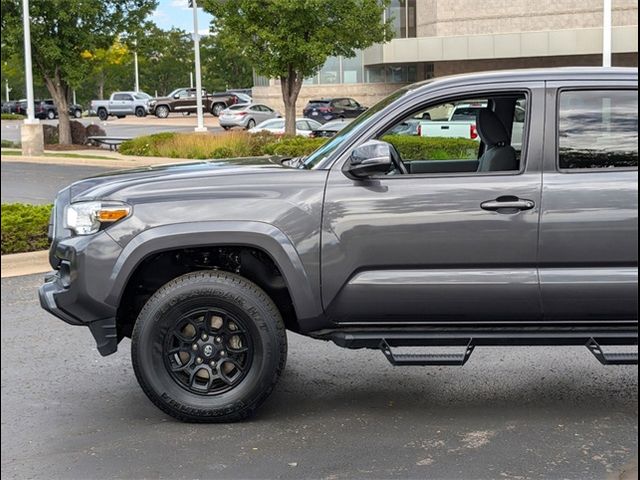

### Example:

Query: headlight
xmin=64 ymin=201 xmax=131 ymax=235
xmin=149 ymin=100 xmax=156 ymax=107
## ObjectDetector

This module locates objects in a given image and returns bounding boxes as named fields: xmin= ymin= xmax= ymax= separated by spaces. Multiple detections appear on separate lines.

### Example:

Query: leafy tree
xmin=135 ymin=25 xmax=194 ymax=96
xmin=202 ymin=0 xmax=392 ymax=135
xmin=81 ymin=41 xmax=131 ymax=100
xmin=0 ymin=0 xmax=156 ymax=144
xmin=201 ymin=34 xmax=253 ymax=93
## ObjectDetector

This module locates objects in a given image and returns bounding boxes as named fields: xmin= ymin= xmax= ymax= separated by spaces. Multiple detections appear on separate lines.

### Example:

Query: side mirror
xmin=173 ymin=94 xmax=180 ymax=99
xmin=345 ymin=140 xmax=393 ymax=179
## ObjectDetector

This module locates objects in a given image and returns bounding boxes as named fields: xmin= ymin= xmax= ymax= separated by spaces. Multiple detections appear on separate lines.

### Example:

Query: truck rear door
xmin=539 ymin=81 xmax=638 ymax=321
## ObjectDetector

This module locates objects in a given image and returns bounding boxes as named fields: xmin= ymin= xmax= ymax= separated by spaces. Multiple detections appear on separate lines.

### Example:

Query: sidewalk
xmin=1 ymin=250 xmax=50 ymax=278
xmin=1 ymin=148 xmax=198 ymax=168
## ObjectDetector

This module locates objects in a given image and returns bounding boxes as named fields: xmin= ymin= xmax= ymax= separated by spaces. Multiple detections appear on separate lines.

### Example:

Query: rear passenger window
xmin=558 ymin=90 xmax=638 ymax=170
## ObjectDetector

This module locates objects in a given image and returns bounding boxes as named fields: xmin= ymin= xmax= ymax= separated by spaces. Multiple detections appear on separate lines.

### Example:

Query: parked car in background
xmin=303 ymin=97 xmax=367 ymax=123
xmin=310 ymin=118 xmax=354 ymax=138
xmin=1 ymin=101 xmax=18 ymax=114
xmin=34 ymin=99 xmax=83 ymax=120
xmin=91 ymin=91 xmax=152 ymax=120
xmin=417 ymin=100 xmax=525 ymax=149
xmin=249 ymin=118 xmax=322 ymax=137
xmin=219 ymin=103 xmax=281 ymax=130
xmin=149 ymin=88 xmax=239 ymax=118
xmin=229 ymin=92 xmax=252 ymax=104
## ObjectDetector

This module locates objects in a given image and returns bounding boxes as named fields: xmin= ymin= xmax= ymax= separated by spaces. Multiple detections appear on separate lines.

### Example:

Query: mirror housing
xmin=173 ymin=94 xmax=180 ymax=99
xmin=345 ymin=140 xmax=393 ymax=179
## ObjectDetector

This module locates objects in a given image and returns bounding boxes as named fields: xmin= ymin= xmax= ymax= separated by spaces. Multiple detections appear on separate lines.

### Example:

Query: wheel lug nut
xmin=192 ymin=344 xmax=198 ymax=351
xmin=201 ymin=333 xmax=208 ymax=341
xmin=196 ymin=357 xmax=203 ymax=364
xmin=215 ymin=336 xmax=221 ymax=343
xmin=210 ymin=361 xmax=216 ymax=367
xmin=220 ymin=350 xmax=226 ymax=357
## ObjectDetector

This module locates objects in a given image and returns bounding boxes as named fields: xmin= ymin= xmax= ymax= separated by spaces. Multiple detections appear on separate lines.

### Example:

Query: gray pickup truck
xmin=39 ymin=67 xmax=638 ymax=423
xmin=90 ymin=91 xmax=153 ymax=120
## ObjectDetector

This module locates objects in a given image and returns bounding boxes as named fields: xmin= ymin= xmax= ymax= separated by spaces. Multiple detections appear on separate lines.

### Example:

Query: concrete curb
xmin=1 ymin=250 xmax=50 ymax=278
xmin=0 ymin=154 xmax=195 ymax=169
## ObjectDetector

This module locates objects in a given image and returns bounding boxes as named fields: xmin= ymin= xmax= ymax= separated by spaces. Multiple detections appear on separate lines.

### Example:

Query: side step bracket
xmin=380 ymin=339 xmax=474 ymax=366
xmin=586 ymin=338 xmax=638 ymax=365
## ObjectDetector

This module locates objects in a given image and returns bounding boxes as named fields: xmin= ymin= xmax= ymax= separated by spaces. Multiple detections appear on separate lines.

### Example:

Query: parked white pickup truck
xmin=90 ymin=91 xmax=153 ymax=121
xmin=419 ymin=101 xmax=524 ymax=148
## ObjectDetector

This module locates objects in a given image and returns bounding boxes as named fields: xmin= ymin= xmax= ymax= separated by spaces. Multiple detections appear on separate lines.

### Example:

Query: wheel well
xmin=115 ymin=246 xmax=300 ymax=341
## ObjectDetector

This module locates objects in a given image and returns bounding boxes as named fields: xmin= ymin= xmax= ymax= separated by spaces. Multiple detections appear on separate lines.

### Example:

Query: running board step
xmin=587 ymin=338 xmax=638 ymax=365
xmin=380 ymin=339 xmax=474 ymax=366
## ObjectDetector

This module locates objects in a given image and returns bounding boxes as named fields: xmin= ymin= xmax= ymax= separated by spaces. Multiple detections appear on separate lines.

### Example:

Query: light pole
xmin=134 ymin=39 xmax=140 ymax=92
xmin=190 ymin=0 xmax=206 ymax=132
xmin=21 ymin=0 xmax=44 ymax=156
xmin=602 ymin=0 xmax=612 ymax=67
xmin=5 ymin=79 xmax=11 ymax=102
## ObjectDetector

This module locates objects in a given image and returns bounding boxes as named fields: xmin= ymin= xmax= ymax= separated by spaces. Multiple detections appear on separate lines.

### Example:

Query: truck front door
xmin=321 ymin=82 xmax=545 ymax=325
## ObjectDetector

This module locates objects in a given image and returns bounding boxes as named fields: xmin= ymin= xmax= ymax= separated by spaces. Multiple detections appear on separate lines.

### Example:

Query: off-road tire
xmin=97 ymin=108 xmax=108 ymax=121
xmin=135 ymin=107 xmax=146 ymax=117
xmin=131 ymin=270 xmax=287 ymax=423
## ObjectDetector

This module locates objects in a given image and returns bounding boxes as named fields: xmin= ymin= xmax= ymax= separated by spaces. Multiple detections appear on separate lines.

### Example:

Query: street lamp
xmin=189 ymin=0 xmax=206 ymax=132
xmin=134 ymin=39 xmax=140 ymax=92
xmin=602 ymin=0 xmax=612 ymax=67
xmin=21 ymin=0 xmax=44 ymax=156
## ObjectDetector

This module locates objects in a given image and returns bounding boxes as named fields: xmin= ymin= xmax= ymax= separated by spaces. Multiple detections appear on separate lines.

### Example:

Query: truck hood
xmin=69 ymin=155 xmax=295 ymax=201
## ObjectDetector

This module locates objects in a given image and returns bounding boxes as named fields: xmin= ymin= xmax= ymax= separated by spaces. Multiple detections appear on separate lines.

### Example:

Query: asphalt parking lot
xmin=1 ymin=273 xmax=637 ymax=479
xmin=1 ymin=162 xmax=114 ymax=204
xmin=1 ymin=115 xmax=222 ymax=144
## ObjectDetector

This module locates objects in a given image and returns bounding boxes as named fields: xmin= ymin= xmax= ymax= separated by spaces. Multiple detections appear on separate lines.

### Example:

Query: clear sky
xmin=151 ymin=0 xmax=214 ymax=35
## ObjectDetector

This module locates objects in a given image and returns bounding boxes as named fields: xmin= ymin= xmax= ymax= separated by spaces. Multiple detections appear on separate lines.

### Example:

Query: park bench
xmin=87 ymin=136 xmax=132 ymax=151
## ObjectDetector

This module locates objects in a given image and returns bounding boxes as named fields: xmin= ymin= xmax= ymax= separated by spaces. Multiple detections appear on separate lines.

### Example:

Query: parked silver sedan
xmin=219 ymin=103 xmax=281 ymax=130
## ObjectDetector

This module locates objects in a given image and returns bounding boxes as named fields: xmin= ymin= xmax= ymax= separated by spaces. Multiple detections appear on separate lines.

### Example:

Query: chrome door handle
xmin=481 ymin=197 xmax=535 ymax=212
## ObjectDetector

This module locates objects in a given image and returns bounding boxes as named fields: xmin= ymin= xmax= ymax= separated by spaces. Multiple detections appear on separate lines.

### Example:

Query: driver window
xmin=379 ymin=93 xmax=527 ymax=175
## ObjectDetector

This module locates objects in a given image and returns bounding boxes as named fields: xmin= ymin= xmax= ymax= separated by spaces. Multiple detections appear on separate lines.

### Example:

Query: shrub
xmin=262 ymin=136 xmax=327 ymax=157
xmin=120 ymin=131 xmax=325 ymax=159
xmin=42 ymin=124 xmax=59 ymax=144
xmin=1 ymin=139 xmax=18 ymax=148
xmin=120 ymin=132 xmax=177 ymax=156
xmin=85 ymin=123 xmax=106 ymax=138
xmin=1 ymin=113 xmax=23 ymax=120
xmin=1 ymin=203 xmax=52 ymax=254
xmin=382 ymin=135 xmax=480 ymax=160
xmin=69 ymin=120 xmax=88 ymax=145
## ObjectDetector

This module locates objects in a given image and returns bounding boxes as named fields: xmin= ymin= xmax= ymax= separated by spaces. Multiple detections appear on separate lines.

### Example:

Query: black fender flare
xmin=106 ymin=221 xmax=322 ymax=321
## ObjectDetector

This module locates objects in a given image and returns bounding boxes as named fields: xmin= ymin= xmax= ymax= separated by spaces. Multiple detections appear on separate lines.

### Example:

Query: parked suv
xmin=35 ymin=99 xmax=83 ymax=120
xmin=303 ymin=97 xmax=367 ymax=123
xmin=149 ymin=88 xmax=239 ymax=118
xmin=39 ymin=68 xmax=638 ymax=423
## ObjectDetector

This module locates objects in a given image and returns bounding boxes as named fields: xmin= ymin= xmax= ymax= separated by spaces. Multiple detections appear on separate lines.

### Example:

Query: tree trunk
xmin=44 ymin=70 xmax=72 ymax=145
xmin=280 ymin=67 xmax=304 ymax=136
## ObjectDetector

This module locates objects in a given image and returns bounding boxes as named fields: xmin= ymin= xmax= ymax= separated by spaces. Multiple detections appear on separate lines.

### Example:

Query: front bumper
xmin=39 ymin=200 xmax=124 ymax=356
xmin=39 ymin=270 xmax=118 ymax=356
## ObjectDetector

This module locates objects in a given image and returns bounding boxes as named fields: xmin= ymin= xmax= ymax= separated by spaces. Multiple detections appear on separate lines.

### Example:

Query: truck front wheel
xmin=211 ymin=103 xmax=224 ymax=117
xmin=97 ymin=108 xmax=108 ymax=121
xmin=155 ymin=105 xmax=170 ymax=118
xmin=131 ymin=271 xmax=287 ymax=423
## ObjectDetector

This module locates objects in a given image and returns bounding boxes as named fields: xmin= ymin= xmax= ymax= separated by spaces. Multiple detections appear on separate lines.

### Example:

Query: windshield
xmin=167 ymin=89 xmax=182 ymax=98
xmin=302 ymin=88 xmax=408 ymax=169
xmin=135 ymin=92 xmax=152 ymax=100
xmin=260 ymin=119 xmax=284 ymax=129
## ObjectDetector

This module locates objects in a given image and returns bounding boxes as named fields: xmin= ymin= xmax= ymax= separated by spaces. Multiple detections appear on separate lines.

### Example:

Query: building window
xmin=342 ymin=50 xmax=363 ymax=84
xmin=253 ymin=73 xmax=270 ymax=87
xmin=319 ymin=56 xmax=340 ymax=84
xmin=366 ymin=65 xmax=387 ymax=83
xmin=385 ymin=0 xmax=417 ymax=39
